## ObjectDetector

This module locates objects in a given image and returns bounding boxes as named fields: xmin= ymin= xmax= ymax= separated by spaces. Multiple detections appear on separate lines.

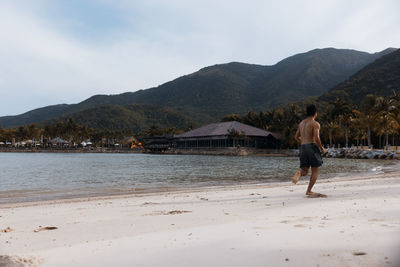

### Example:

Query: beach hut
xmin=174 ymin=121 xmax=280 ymax=149
xmin=50 ymin=137 xmax=69 ymax=147
xmin=142 ymin=136 xmax=173 ymax=152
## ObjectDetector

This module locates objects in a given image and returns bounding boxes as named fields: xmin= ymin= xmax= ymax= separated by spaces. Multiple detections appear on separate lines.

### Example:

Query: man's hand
xmin=320 ymin=147 xmax=325 ymax=154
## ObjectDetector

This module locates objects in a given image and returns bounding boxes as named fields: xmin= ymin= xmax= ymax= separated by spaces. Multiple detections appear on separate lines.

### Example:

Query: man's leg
xmin=306 ymin=167 xmax=318 ymax=195
xmin=292 ymin=167 xmax=309 ymax=184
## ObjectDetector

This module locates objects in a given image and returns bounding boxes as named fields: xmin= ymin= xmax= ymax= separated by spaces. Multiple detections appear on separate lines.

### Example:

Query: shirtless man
xmin=292 ymin=104 xmax=325 ymax=197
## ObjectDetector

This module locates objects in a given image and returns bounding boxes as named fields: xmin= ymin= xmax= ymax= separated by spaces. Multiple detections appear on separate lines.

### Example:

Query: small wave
xmin=371 ymin=166 xmax=383 ymax=172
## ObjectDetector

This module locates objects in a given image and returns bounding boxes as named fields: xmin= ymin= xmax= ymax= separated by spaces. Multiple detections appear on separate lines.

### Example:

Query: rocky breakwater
xmin=323 ymin=148 xmax=400 ymax=160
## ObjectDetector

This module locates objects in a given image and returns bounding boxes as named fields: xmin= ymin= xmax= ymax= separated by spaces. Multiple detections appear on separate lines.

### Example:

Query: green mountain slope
xmin=42 ymin=104 xmax=194 ymax=133
xmin=118 ymin=48 xmax=393 ymax=117
xmin=0 ymin=48 xmax=395 ymax=129
xmin=318 ymin=48 xmax=400 ymax=105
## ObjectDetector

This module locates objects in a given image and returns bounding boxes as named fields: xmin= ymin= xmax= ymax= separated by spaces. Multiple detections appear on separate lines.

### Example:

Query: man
xmin=292 ymin=104 xmax=326 ymax=197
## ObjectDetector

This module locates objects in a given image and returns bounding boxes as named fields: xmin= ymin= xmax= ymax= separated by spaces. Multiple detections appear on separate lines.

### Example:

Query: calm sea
xmin=0 ymin=152 xmax=396 ymax=203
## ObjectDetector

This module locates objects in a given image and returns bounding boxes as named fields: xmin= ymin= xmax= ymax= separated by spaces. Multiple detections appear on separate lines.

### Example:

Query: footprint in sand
xmin=293 ymin=224 xmax=307 ymax=227
xmin=34 ymin=226 xmax=58 ymax=232
xmin=0 ymin=227 xmax=13 ymax=233
xmin=143 ymin=210 xmax=192 ymax=216
xmin=368 ymin=218 xmax=383 ymax=222
xmin=165 ymin=210 xmax=191 ymax=215
xmin=141 ymin=202 xmax=160 ymax=206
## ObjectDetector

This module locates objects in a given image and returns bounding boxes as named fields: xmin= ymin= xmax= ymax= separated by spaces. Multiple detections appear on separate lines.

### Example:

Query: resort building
xmin=173 ymin=121 xmax=280 ymax=149
xmin=142 ymin=135 xmax=174 ymax=152
xmin=49 ymin=137 xmax=69 ymax=147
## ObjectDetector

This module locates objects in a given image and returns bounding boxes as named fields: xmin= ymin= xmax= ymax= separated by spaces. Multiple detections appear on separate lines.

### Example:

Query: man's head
xmin=306 ymin=104 xmax=317 ymax=118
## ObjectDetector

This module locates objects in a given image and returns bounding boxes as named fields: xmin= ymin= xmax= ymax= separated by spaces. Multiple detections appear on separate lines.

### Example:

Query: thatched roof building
xmin=174 ymin=121 xmax=280 ymax=149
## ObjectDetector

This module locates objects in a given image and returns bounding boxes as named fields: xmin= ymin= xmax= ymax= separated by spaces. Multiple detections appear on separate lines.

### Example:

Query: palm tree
xmin=269 ymin=104 xmax=303 ymax=148
xmin=339 ymin=113 xmax=353 ymax=148
xmin=65 ymin=118 xmax=79 ymax=143
xmin=262 ymin=110 xmax=276 ymax=131
xmin=330 ymin=98 xmax=353 ymax=147
xmin=375 ymin=96 xmax=399 ymax=149
xmin=389 ymin=90 xmax=400 ymax=147
xmin=349 ymin=112 xmax=366 ymax=147
xmin=360 ymin=95 xmax=379 ymax=148
xmin=145 ymin=125 xmax=163 ymax=137
xmin=0 ymin=126 xmax=5 ymax=141
xmin=325 ymin=121 xmax=338 ymax=148
xmin=221 ymin=114 xmax=243 ymax=123
xmin=16 ymin=126 xmax=27 ymax=141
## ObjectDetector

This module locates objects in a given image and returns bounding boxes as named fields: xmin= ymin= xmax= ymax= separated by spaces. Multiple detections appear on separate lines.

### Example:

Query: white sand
xmin=1 ymin=172 xmax=400 ymax=267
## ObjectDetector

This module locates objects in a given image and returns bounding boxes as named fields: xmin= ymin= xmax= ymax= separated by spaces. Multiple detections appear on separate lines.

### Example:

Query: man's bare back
xmin=296 ymin=118 xmax=323 ymax=146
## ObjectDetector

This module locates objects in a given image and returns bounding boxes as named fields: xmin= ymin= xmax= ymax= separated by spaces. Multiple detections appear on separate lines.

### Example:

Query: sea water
xmin=0 ymin=152 xmax=396 ymax=203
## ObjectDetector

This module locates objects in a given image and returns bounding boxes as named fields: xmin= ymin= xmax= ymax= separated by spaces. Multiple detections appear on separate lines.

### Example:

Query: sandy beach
xmin=1 ymin=172 xmax=399 ymax=267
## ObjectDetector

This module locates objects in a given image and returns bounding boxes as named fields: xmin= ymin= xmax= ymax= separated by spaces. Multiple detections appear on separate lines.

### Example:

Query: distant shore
xmin=0 ymin=147 xmax=139 ymax=153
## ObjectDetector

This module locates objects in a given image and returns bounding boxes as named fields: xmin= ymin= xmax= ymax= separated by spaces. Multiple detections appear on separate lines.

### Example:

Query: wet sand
xmin=0 ymin=172 xmax=399 ymax=267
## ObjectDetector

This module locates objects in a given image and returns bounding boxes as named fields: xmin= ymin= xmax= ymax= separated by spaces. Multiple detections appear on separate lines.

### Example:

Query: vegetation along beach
xmin=1 ymin=1 xmax=400 ymax=266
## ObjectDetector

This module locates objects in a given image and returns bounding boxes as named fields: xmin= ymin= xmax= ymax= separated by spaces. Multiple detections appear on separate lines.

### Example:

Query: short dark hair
xmin=306 ymin=104 xmax=317 ymax=116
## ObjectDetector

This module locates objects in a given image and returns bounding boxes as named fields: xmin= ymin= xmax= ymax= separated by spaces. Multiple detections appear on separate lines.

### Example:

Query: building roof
xmin=175 ymin=121 xmax=280 ymax=139
xmin=50 ymin=137 xmax=69 ymax=144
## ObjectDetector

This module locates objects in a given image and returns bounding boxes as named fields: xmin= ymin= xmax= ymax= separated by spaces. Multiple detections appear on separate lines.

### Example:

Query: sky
xmin=0 ymin=0 xmax=399 ymax=116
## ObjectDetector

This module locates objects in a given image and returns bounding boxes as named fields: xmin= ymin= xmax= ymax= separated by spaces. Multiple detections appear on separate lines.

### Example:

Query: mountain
xmin=318 ymin=48 xmax=400 ymax=105
xmin=105 ymin=48 xmax=393 ymax=117
xmin=0 ymin=47 xmax=395 ymax=129
xmin=46 ymin=104 xmax=194 ymax=133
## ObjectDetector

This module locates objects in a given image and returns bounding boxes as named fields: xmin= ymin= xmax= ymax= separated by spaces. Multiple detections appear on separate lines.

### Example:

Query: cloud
xmin=0 ymin=2 xmax=201 ymax=116
xmin=0 ymin=0 xmax=399 ymax=116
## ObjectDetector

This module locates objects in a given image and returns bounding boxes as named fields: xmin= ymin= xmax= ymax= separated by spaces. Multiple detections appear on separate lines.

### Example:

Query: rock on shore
xmin=323 ymin=148 xmax=400 ymax=159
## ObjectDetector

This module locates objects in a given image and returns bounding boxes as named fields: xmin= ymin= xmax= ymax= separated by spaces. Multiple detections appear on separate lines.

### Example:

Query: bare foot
xmin=292 ymin=171 xmax=301 ymax=184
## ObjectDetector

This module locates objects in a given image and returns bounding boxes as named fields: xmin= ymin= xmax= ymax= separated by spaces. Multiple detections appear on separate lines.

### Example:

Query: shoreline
xmin=1 ymin=167 xmax=400 ymax=209
xmin=1 ymin=171 xmax=399 ymax=266
xmin=1 ymin=164 xmax=398 ymax=207
xmin=0 ymin=148 xmax=294 ymax=157
xmin=2 ymin=147 xmax=400 ymax=160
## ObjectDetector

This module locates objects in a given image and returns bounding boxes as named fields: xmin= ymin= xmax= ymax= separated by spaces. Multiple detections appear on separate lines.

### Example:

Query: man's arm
xmin=313 ymin=122 xmax=325 ymax=153
xmin=295 ymin=124 xmax=301 ymax=144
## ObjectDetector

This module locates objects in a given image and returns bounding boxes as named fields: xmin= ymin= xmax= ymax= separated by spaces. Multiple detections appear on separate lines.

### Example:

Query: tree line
xmin=0 ymin=118 xmax=188 ymax=147
xmin=1 ymin=92 xmax=400 ymax=149
xmin=222 ymin=92 xmax=400 ymax=149
xmin=0 ymin=118 xmax=134 ymax=146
